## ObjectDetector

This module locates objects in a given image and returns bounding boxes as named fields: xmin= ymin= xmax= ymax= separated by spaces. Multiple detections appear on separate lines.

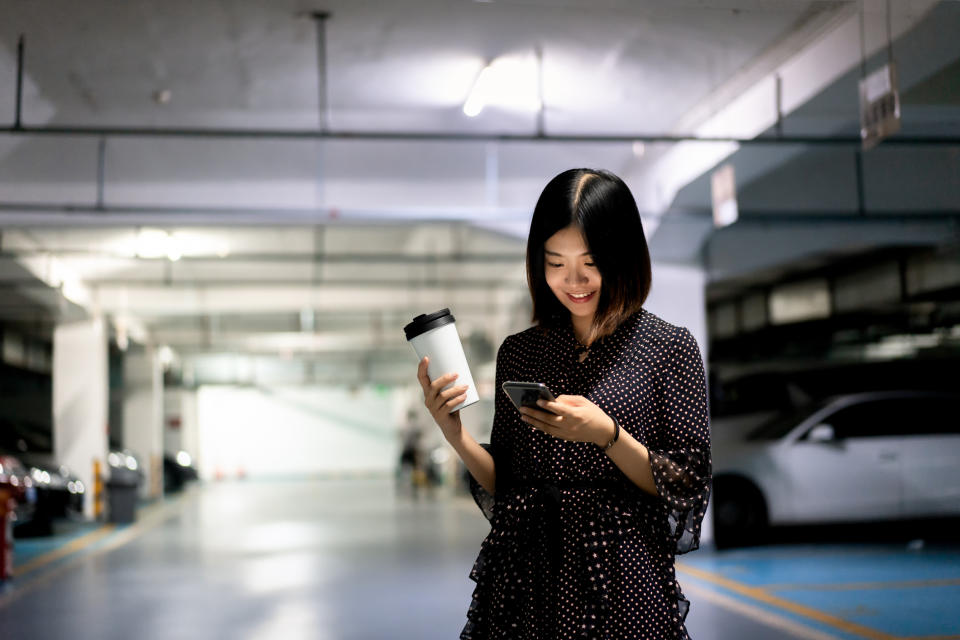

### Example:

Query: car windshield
xmin=746 ymin=399 xmax=831 ymax=441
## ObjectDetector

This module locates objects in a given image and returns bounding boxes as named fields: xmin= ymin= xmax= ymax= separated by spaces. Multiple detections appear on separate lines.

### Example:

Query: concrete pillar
xmin=163 ymin=388 xmax=199 ymax=465
xmin=122 ymin=346 xmax=163 ymax=499
xmin=53 ymin=318 xmax=109 ymax=520
xmin=180 ymin=389 xmax=200 ymax=467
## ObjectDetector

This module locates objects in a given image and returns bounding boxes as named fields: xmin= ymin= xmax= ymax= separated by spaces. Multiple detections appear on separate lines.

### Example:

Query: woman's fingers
xmin=524 ymin=415 xmax=561 ymax=438
xmin=535 ymin=399 xmax=565 ymax=416
xmin=432 ymin=384 xmax=469 ymax=412
xmin=417 ymin=358 xmax=458 ymax=401
xmin=431 ymin=371 xmax=458 ymax=394
xmin=520 ymin=406 xmax=564 ymax=425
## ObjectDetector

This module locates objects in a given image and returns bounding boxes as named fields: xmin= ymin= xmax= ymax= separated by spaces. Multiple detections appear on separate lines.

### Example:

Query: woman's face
xmin=543 ymin=225 xmax=602 ymax=323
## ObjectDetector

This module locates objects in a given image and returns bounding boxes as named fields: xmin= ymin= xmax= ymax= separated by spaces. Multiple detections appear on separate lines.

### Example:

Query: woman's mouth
xmin=566 ymin=291 xmax=596 ymax=304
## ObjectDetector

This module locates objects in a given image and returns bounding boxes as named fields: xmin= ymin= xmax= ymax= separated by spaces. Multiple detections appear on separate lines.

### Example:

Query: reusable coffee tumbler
xmin=404 ymin=308 xmax=480 ymax=413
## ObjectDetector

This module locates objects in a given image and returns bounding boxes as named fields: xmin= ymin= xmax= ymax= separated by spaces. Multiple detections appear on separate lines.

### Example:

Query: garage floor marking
xmin=0 ymin=489 xmax=193 ymax=609
xmin=13 ymin=523 xmax=117 ymax=576
xmin=763 ymin=578 xmax=960 ymax=592
xmin=677 ymin=561 xmax=900 ymax=640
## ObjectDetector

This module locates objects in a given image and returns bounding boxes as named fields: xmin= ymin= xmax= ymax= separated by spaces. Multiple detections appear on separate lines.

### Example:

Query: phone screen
xmin=502 ymin=382 xmax=557 ymax=414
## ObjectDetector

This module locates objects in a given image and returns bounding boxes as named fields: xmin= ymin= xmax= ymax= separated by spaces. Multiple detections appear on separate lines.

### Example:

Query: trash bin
xmin=106 ymin=468 xmax=140 ymax=524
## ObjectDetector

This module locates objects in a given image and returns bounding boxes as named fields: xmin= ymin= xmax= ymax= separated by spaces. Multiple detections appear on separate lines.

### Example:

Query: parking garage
xmin=1 ymin=2 xmax=959 ymax=639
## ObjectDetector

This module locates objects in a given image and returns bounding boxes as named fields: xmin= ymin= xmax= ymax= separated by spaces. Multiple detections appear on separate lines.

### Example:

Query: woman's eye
xmin=585 ymin=263 xmax=596 ymax=267
xmin=547 ymin=262 xmax=562 ymax=268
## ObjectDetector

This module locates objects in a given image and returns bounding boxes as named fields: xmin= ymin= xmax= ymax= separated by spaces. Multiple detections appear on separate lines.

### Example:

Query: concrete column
xmin=180 ymin=389 xmax=200 ymax=467
xmin=53 ymin=318 xmax=109 ymax=520
xmin=163 ymin=388 xmax=199 ymax=465
xmin=122 ymin=346 xmax=163 ymax=499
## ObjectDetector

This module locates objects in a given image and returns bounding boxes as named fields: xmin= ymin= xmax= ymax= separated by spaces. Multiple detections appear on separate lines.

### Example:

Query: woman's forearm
xmin=604 ymin=424 xmax=659 ymax=497
xmin=446 ymin=426 xmax=497 ymax=495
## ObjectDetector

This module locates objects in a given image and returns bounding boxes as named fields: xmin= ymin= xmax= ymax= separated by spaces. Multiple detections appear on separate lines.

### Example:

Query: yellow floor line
xmin=0 ymin=489 xmax=194 ymax=609
xmin=763 ymin=578 xmax=960 ymax=592
xmin=13 ymin=524 xmax=117 ymax=576
xmin=676 ymin=562 xmax=900 ymax=640
xmin=680 ymin=580 xmax=841 ymax=640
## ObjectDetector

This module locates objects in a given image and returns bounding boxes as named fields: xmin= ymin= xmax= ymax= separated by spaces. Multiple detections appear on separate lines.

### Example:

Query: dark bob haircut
xmin=526 ymin=168 xmax=652 ymax=344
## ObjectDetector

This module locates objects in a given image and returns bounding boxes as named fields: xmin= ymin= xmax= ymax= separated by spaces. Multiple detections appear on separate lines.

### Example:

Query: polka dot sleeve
xmin=468 ymin=335 xmax=515 ymax=522
xmin=648 ymin=326 xmax=712 ymax=555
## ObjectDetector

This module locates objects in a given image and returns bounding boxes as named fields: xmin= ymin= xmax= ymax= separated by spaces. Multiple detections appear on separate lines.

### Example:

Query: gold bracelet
xmin=602 ymin=417 xmax=620 ymax=451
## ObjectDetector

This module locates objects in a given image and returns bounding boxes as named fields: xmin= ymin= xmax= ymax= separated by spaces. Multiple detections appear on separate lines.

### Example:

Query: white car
xmin=711 ymin=390 xmax=960 ymax=548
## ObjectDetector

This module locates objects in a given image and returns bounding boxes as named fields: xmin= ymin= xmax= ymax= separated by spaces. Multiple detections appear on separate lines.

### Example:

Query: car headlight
xmin=176 ymin=451 xmax=192 ymax=467
xmin=126 ymin=457 xmax=138 ymax=471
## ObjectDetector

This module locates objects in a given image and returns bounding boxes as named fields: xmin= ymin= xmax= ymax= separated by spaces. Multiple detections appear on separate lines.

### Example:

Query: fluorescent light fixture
xmin=463 ymin=55 xmax=542 ymax=117
xmin=136 ymin=228 xmax=171 ymax=259
xmin=134 ymin=228 xmax=191 ymax=261
xmin=464 ymin=64 xmax=494 ymax=117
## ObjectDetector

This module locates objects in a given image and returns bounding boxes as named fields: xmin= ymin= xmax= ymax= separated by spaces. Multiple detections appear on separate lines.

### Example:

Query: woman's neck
xmin=572 ymin=315 xmax=593 ymax=346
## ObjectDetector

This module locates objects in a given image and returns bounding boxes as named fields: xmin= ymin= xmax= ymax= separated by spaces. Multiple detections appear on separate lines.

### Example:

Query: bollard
xmin=94 ymin=459 xmax=104 ymax=520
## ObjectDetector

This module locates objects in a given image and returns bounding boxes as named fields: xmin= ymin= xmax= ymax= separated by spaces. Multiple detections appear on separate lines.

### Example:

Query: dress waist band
xmin=502 ymin=478 xmax=622 ymax=492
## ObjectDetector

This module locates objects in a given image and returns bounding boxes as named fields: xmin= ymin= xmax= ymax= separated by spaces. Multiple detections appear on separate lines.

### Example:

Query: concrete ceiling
xmin=0 ymin=0 xmax=958 ymax=384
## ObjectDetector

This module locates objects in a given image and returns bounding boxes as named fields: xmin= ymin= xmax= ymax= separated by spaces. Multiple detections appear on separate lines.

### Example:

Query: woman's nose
xmin=566 ymin=269 xmax=589 ymax=284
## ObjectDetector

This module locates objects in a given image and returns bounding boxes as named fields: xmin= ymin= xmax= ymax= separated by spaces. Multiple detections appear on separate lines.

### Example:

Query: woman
xmin=416 ymin=168 xmax=711 ymax=639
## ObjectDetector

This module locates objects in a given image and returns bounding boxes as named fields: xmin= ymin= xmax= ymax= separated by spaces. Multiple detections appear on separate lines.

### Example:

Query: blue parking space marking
xmin=13 ymin=521 xmax=105 ymax=568
xmin=684 ymin=545 xmax=960 ymax=588
xmin=678 ymin=570 xmax=876 ymax=640
xmin=776 ymin=584 xmax=960 ymax=638
xmin=677 ymin=543 xmax=960 ymax=640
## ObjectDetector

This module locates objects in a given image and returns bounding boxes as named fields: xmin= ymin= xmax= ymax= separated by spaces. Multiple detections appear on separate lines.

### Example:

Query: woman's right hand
xmin=417 ymin=356 xmax=469 ymax=440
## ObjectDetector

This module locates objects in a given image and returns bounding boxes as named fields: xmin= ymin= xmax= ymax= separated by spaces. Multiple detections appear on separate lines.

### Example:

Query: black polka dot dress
xmin=462 ymin=308 xmax=711 ymax=640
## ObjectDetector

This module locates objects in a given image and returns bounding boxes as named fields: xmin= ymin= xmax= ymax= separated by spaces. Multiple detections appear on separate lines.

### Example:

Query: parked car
xmin=18 ymin=454 xmax=85 ymax=534
xmin=0 ymin=425 xmax=85 ymax=535
xmin=163 ymin=451 xmax=198 ymax=493
xmin=711 ymin=390 xmax=960 ymax=548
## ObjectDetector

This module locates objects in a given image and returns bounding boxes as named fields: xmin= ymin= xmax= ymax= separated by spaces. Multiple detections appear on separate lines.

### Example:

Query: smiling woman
xmin=416 ymin=168 xmax=711 ymax=640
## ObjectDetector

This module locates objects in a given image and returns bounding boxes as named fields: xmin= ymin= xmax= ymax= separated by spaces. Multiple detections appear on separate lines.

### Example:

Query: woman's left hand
xmin=518 ymin=395 xmax=615 ymax=447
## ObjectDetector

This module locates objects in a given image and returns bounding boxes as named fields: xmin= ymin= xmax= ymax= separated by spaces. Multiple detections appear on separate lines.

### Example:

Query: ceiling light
xmin=463 ymin=55 xmax=542 ymax=117
xmin=136 ymin=228 xmax=171 ymax=259
xmin=135 ymin=228 xmax=184 ymax=261
xmin=464 ymin=65 xmax=494 ymax=117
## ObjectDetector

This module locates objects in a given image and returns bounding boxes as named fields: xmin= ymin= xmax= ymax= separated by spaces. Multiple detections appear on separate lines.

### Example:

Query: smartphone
xmin=502 ymin=381 xmax=557 ymax=414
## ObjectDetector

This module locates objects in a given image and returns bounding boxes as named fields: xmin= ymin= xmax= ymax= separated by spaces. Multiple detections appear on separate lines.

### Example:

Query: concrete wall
xmin=194 ymin=384 xmax=405 ymax=480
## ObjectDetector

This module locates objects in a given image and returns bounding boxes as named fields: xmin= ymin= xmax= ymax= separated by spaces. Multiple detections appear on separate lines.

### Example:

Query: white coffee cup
xmin=404 ymin=308 xmax=479 ymax=413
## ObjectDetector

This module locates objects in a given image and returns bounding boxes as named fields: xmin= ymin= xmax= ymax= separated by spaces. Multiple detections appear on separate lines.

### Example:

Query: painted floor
xmin=1 ymin=479 xmax=958 ymax=640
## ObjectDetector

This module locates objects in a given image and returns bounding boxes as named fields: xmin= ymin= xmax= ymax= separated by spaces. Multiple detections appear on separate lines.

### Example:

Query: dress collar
xmin=554 ymin=307 xmax=646 ymax=354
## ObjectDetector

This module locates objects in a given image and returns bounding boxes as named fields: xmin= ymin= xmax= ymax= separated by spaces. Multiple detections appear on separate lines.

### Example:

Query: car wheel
xmin=713 ymin=477 xmax=768 ymax=549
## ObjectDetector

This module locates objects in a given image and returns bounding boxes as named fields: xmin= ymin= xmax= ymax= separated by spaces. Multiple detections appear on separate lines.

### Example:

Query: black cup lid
xmin=404 ymin=308 xmax=455 ymax=341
